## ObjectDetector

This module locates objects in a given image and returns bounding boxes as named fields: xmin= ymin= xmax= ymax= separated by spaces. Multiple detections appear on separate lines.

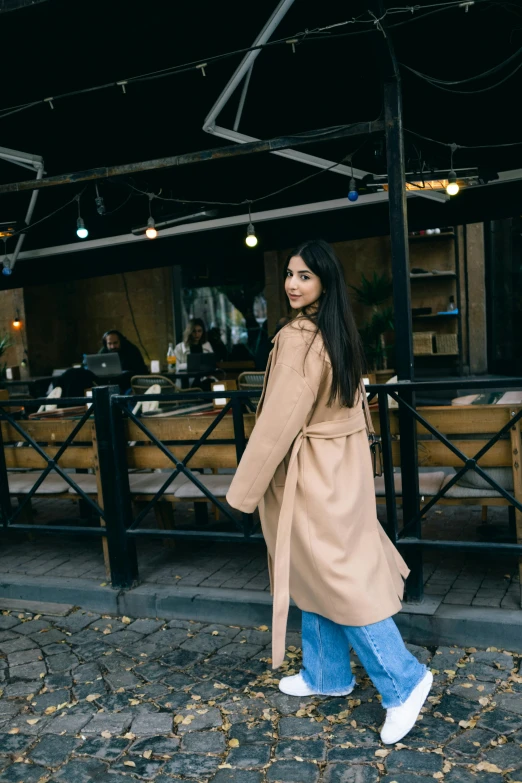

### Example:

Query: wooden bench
xmin=122 ymin=412 xmax=256 ymax=526
xmin=371 ymin=404 xmax=522 ymax=586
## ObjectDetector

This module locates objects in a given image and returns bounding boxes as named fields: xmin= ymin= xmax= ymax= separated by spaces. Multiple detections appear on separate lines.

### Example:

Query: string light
xmin=95 ymin=184 xmax=106 ymax=216
xmin=347 ymin=158 xmax=359 ymax=202
xmin=75 ymin=194 xmax=89 ymax=239
xmin=446 ymin=173 xmax=459 ymax=196
xmin=245 ymin=203 xmax=258 ymax=247
xmin=446 ymin=143 xmax=460 ymax=196
xmin=145 ymin=194 xmax=158 ymax=239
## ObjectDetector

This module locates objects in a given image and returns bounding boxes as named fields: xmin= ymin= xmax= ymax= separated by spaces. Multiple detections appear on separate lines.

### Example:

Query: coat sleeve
xmin=174 ymin=342 xmax=187 ymax=370
xmin=226 ymin=361 xmax=317 ymax=513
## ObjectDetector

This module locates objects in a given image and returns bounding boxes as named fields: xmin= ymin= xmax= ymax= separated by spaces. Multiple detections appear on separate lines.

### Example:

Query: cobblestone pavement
xmin=1 ymin=608 xmax=522 ymax=782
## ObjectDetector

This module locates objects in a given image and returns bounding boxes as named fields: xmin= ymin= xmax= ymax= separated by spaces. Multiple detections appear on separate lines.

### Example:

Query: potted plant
xmin=350 ymin=273 xmax=394 ymax=372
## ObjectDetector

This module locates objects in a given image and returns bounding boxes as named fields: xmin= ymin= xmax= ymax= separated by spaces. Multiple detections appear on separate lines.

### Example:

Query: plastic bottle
xmin=448 ymin=295 xmax=456 ymax=312
xmin=166 ymin=343 xmax=176 ymax=372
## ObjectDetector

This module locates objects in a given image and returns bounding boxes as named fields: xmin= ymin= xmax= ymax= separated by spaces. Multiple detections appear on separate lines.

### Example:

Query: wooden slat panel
xmin=372 ymin=405 xmax=515 ymax=437
xmin=126 ymin=413 xmax=256 ymax=442
xmin=4 ymin=447 xmax=95 ymax=469
xmin=1 ymin=419 xmax=92 ymax=444
xmin=390 ymin=439 xmax=511 ymax=468
xmin=126 ymin=445 xmax=238 ymax=470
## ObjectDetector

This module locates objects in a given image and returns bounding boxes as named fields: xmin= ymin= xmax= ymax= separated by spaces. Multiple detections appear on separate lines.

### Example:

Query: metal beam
xmin=210 ymin=125 xmax=371 ymax=180
xmin=203 ymin=0 xmax=296 ymax=133
xmin=16 ymin=190 xmax=407 ymax=261
xmin=0 ymin=121 xmax=383 ymax=195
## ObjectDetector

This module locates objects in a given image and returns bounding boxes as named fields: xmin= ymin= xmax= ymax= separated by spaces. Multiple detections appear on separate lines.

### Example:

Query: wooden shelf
xmin=408 ymin=233 xmax=456 ymax=242
xmin=413 ymin=312 xmax=458 ymax=319
xmin=410 ymin=272 xmax=456 ymax=280
xmin=415 ymin=353 xmax=460 ymax=358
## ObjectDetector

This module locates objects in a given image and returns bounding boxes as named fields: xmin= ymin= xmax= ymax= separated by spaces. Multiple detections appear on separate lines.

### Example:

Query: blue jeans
xmin=301 ymin=611 xmax=427 ymax=709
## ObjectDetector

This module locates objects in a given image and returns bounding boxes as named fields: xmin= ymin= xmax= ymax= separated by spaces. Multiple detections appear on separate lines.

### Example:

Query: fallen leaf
xmin=8 ymin=728 xmax=19 ymax=735
xmin=212 ymin=631 xmax=219 ymax=636
xmin=44 ymin=706 xmax=57 ymax=715
xmin=123 ymin=760 xmax=136 ymax=767
xmin=294 ymin=756 xmax=304 ymax=761
xmin=99 ymin=582 xmax=107 ymax=587
xmin=459 ymin=683 xmax=473 ymax=689
xmin=123 ymin=732 xmax=136 ymax=740
xmin=475 ymin=762 xmax=503 ymax=773
xmin=257 ymin=625 xmax=269 ymax=632
xmin=191 ymin=695 xmax=201 ymax=701
xmin=218 ymin=764 xmax=232 ymax=769
xmin=101 ymin=731 xmax=112 ymax=739
xmin=479 ymin=697 xmax=489 ymax=706
xmin=102 ymin=628 xmax=111 ymax=635
xmin=143 ymin=750 xmax=152 ymax=759
xmin=26 ymin=719 xmax=39 ymax=725
xmin=229 ymin=739 xmax=240 ymax=748
xmin=122 ymin=616 xmax=132 ymax=625
xmin=85 ymin=694 xmax=101 ymax=702
xmin=174 ymin=715 xmax=184 ymax=724
xmin=433 ymin=773 xmax=444 ymax=779
xmin=375 ymin=749 xmax=390 ymax=758
xmin=129 ymin=699 xmax=140 ymax=706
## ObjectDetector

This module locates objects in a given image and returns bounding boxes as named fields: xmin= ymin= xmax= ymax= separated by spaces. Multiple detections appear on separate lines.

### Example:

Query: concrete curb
xmin=1 ymin=575 xmax=521 ymax=652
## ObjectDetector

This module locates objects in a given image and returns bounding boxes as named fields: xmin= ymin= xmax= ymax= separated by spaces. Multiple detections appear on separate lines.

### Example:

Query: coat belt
xmin=271 ymin=408 xmax=367 ymax=668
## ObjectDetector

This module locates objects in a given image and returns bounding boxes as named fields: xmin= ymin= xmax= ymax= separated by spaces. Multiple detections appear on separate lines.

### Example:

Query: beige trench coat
xmin=226 ymin=320 xmax=409 ymax=668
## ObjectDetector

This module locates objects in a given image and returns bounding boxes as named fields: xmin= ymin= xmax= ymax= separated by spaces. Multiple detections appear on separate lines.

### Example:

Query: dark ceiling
xmin=1 ymin=0 xmax=522 ymax=288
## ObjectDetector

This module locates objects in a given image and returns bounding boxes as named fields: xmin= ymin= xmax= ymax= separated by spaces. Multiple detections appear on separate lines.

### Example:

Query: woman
xmin=173 ymin=318 xmax=213 ymax=370
xmin=227 ymin=240 xmax=432 ymax=745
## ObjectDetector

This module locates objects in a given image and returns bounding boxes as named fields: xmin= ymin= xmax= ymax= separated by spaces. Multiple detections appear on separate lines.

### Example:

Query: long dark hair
xmin=287 ymin=239 xmax=366 ymax=408
xmin=183 ymin=318 xmax=207 ymax=347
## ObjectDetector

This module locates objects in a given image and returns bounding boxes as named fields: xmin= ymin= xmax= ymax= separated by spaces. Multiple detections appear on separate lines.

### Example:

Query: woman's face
xmin=285 ymin=255 xmax=323 ymax=310
xmin=191 ymin=325 xmax=204 ymax=343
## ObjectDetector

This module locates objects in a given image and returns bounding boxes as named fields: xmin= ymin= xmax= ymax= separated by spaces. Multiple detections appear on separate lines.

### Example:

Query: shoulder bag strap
xmin=360 ymin=380 xmax=375 ymax=436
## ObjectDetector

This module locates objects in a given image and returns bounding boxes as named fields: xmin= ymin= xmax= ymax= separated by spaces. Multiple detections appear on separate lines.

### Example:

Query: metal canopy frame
xmin=0 ymin=145 xmax=44 ymax=273
xmin=202 ymin=0 xmax=446 ymax=208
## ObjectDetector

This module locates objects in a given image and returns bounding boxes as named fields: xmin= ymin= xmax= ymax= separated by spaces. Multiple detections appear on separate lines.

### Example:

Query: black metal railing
xmin=0 ymin=397 xmax=107 ymax=535
xmin=1 ymin=379 xmax=522 ymax=601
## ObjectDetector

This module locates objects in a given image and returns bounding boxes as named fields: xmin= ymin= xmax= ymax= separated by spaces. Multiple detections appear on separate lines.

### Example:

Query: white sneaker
xmin=279 ymin=672 xmax=355 ymax=697
xmin=380 ymin=670 xmax=433 ymax=745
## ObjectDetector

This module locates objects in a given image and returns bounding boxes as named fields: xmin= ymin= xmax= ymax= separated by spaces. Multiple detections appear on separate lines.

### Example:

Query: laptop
xmin=84 ymin=353 xmax=122 ymax=376
xmin=187 ymin=352 xmax=216 ymax=373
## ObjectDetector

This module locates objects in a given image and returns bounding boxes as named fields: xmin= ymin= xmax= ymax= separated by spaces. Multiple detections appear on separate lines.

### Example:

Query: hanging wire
xmin=0 ymin=0 xmax=491 ymax=122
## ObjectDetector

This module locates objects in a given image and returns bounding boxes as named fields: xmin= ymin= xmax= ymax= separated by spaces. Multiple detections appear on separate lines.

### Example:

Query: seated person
xmin=174 ymin=319 xmax=213 ymax=370
xmin=99 ymin=330 xmax=148 ymax=376
xmin=207 ymin=326 xmax=229 ymax=363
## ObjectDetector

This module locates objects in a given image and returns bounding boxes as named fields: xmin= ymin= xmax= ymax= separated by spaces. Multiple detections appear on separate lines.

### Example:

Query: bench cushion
xmin=8 ymin=471 xmax=70 ymax=494
xmin=374 ymin=471 xmax=445 ymax=497
xmin=129 ymin=472 xmax=188 ymax=495
xmin=440 ymin=473 xmax=509 ymax=499
xmin=454 ymin=467 xmax=513 ymax=492
xmin=64 ymin=471 xmax=189 ymax=496
xmin=174 ymin=473 xmax=233 ymax=499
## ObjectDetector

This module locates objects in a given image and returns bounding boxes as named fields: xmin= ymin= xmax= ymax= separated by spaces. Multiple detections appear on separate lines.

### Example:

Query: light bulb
xmin=2 ymin=266 xmax=12 ymax=276
xmin=245 ymin=223 xmax=258 ymax=248
xmin=13 ymin=318 xmax=21 ymax=328
xmin=145 ymin=216 xmax=158 ymax=239
xmin=446 ymin=171 xmax=459 ymax=196
xmin=347 ymin=177 xmax=359 ymax=202
xmin=76 ymin=217 xmax=89 ymax=239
